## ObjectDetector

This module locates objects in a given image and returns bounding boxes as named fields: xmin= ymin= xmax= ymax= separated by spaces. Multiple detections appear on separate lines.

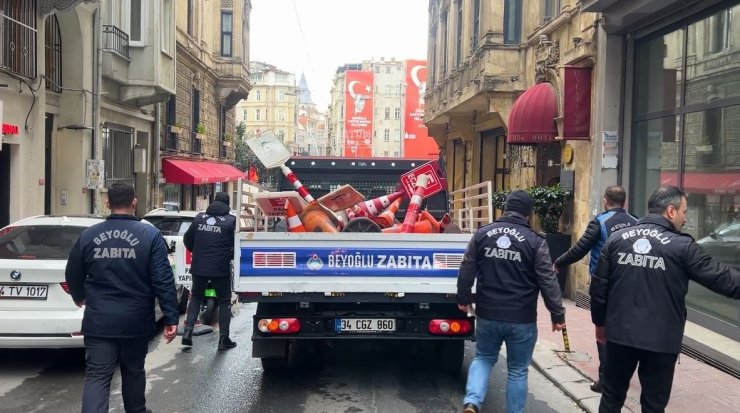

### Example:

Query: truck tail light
xmin=428 ymin=319 xmax=472 ymax=335
xmin=257 ymin=318 xmax=300 ymax=334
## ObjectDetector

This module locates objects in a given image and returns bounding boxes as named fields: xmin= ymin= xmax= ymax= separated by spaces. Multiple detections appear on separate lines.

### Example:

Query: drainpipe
xmin=91 ymin=6 xmax=102 ymax=214
xmin=153 ymin=104 xmax=161 ymax=209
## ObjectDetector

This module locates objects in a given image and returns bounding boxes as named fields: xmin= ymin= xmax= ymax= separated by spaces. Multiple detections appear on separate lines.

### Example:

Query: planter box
xmin=168 ymin=125 xmax=184 ymax=135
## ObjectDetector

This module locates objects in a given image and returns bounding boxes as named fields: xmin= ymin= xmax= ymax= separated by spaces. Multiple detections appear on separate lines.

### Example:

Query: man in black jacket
xmin=555 ymin=186 xmax=637 ymax=392
xmin=65 ymin=183 xmax=179 ymax=413
xmin=182 ymin=192 xmax=237 ymax=350
xmin=457 ymin=191 xmax=565 ymax=413
xmin=591 ymin=185 xmax=740 ymax=413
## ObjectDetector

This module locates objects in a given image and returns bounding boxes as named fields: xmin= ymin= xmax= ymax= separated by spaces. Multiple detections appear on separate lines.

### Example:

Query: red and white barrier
xmin=401 ymin=174 xmax=429 ymax=233
xmin=281 ymin=164 xmax=315 ymax=204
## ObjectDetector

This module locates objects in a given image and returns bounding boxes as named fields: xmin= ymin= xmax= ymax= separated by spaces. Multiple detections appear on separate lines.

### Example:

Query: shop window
xmin=635 ymin=29 xmax=684 ymax=114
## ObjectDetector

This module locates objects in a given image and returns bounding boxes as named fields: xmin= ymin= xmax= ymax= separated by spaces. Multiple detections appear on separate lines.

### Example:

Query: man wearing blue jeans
xmin=457 ymin=191 xmax=566 ymax=413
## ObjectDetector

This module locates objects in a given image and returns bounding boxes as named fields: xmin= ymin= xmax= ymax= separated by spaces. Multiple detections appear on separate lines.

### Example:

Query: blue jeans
xmin=464 ymin=317 xmax=538 ymax=413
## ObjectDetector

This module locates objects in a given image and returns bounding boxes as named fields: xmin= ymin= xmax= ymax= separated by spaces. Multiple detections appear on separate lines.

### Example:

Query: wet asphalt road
xmin=0 ymin=303 xmax=582 ymax=413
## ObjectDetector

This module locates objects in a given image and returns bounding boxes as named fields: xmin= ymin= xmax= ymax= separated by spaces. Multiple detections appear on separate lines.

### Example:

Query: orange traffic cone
xmin=381 ymin=220 xmax=434 ymax=234
xmin=357 ymin=191 xmax=405 ymax=217
xmin=401 ymin=174 xmax=429 ymax=233
xmin=372 ymin=198 xmax=402 ymax=228
xmin=285 ymin=200 xmax=306 ymax=232
xmin=418 ymin=210 xmax=441 ymax=233
xmin=300 ymin=202 xmax=340 ymax=233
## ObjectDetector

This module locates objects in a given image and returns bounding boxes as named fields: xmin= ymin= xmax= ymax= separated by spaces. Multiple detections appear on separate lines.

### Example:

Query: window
xmin=384 ymin=151 xmax=390 ymax=157
xmin=456 ymin=0 xmax=463 ymax=65
xmin=394 ymin=151 xmax=399 ymax=157
xmin=242 ymin=110 xmax=247 ymax=121
xmin=384 ymin=129 xmax=390 ymax=141
xmin=45 ymin=15 xmax=62 ymax=92
xmin=187 ymin=0 xmax=194 ymax=35
xmin=161 ymin=0 xmax=172 ymax=53
xmin=1 ymin=0 xmax=37 ymax=78
xmin=471 ymin=0 xmax=480 ymax=50
xmin=396 ymin=85 xmax=402 ymax=97
xmin=385 ymin=66 xmax=391 ymax=74
xmin=255 ymin=89 xmax=261 ymax=101
xmin=277 ymin=129 xmax=285 ymax=140
xmin=102 ymin=123 xmax=135 ymax=187
xmin=441 ymin=10 xmax=448 ymax=75
xmin=278 ymin=110 xmax=286 ymax=122
xmin=221 ymin=11 xmax=233 ymax=56
xmin=0 ymin=224 xmax=87 ymax=260
xmin=384 ymin=107 xmax=390 ymax=119
xmin=129 ymin=0 xmax=147 ymax=46
xmin=542 ymin=0 xmax=560 ymax=23
xmin=394 ymin=129 xmax=400 ymax=140
xmin=708 ymin=10 xmax=731 ymax=53
xmin=429 ymin=21 xmax=437 ymax=83
xmin=276 ymin=73 xmax=288 ymax=82
xmin=385 ymin=85 xmax=393 ymax=96
xmin=278 ymin=89 xmax=285 ymax=102
xmin=504 ymin=0 xmax=522 ymax=44
xmin=251 ymin=73 xmax=263 ymax=82
xmin=255 ymin=109 xmax=261 ymax=121
xmin=394 ymin=107 xmax=401 ymax=120
xmin=374 ymin=66 xmax=380 ymax=73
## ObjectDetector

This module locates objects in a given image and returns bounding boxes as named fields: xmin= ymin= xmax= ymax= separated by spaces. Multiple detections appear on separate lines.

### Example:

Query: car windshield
xmin=0 ymin=225 xmax=86 ymax=259
xmin=145 ymin=216 xmax=193 ymax=236
xmin=715 ymin=221 xmax=740 ymax=238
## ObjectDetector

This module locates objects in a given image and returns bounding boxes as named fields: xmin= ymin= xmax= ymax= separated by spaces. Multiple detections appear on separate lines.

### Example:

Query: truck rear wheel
xmin=436 ymin=340 xmax=465 ymax=374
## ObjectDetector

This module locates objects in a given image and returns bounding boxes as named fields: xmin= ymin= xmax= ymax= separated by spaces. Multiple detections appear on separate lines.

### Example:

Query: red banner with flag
xmin=344 ymin=71 xmax=374 ymax=157
xmin=403 ymin=60 xmax=438 ymax=159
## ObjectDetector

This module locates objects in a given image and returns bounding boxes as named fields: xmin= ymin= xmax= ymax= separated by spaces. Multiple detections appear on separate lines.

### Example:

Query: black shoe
xmin=181 ymin=328 xmax=193 ymax=347
xmin=590 ymin=381 xmax=603 ymax=393
xmin=218 ymin=336 xmax=237 ymax=350
xmin=462 ymin=403 xmax=479 ymax=413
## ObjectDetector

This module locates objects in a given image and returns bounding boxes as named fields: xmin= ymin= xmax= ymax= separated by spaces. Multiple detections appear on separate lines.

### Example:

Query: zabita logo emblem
xmin=206 ymin=217 xmax=216 ymax=225
xmin=496 ymin=235 xmax=512 ymax=249
xmin=307 ymin=254 xmax=323 ymax=270
xmin=633 ymin=238 xmax=652 ymax=254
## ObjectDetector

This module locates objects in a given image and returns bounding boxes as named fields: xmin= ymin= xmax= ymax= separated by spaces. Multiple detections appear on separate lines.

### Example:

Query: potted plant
xmin=168 ymin=122 xmax=185 ymax=136
xmin=223 ymin=133 xmax=234 ymax=147
xmin=195 ymin=123 xmax=206 ymax=140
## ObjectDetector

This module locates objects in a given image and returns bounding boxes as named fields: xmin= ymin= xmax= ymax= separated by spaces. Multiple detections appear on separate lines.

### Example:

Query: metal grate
xmin=433 ymin=253 xmax=463 ymax=269
xmin=575 ymin=290 xmax=591 ymax=310
xmin=44 ymin=14 xmax=61 ymax=92
xmin=0 ymin=0 xmax=37 ymax=78
xmin=103 ymin=123 xmax=134 ymax=187
xmin=252 ymin=252 xmax=296 ymax=269
xmin=221 ymin=0 xmax=233 ymax=8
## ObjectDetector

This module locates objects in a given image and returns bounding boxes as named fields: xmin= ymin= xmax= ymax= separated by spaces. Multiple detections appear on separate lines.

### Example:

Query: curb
xmin=530 ymin=341 xmax=634 ymax=413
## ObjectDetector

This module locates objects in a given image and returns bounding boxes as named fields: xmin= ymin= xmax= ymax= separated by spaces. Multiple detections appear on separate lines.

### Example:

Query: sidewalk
xmin=531 ymin=298 xmax=740 ymax=413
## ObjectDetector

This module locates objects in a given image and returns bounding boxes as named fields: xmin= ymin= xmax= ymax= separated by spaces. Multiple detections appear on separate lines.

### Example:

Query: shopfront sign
xmin=562 ymin=66 xmax=592 ymax=139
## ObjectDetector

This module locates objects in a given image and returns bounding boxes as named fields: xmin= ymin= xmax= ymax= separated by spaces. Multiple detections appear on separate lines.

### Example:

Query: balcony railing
xmin=0 ymin=10 xmax=38 ymax=78
xmin=102 ymin=24 xmax=129 ymax=59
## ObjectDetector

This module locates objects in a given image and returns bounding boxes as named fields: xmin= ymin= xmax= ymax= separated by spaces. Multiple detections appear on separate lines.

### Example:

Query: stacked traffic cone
xmin=382 ymin=220 xmax=434 ymax=233
xmin=356 ymin=191 xmax=404 ymax=217
xmin=401 ymin=174 xmax=429 ymax=233
xmin=371 ymin=198 xmax=402 ymax=228
xmin=300 ymin=202 xmax=340 ymax=233
xmin=418 ymin=210 xmax=441 ymax=233
xmin=285 ymin=200 xmax=306 ymax=232
xmin=281 ymin=164 xmax=315 ymax=203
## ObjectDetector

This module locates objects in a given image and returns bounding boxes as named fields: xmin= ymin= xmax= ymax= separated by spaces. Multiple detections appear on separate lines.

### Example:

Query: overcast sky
xmin=250 ymin=0 xmax=429 ymax=110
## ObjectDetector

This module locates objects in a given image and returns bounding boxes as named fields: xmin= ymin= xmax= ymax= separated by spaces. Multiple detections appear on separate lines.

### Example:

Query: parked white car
xmin=0 ymin=215 xmax=186 ymax=349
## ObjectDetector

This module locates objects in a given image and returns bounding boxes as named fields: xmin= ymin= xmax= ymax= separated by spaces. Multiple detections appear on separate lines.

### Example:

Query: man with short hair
xmin=457 ymin=190 xmax=566 ymax=413
xmin=554 ymin=185 xmax=637 ymax=392
xmin=182 ymin=192 xmax=237 ymax=350
xmin=591 ymin=185 xmax=740 ymax=413
xmin=65 ymin=183 xmax=179 ymax=413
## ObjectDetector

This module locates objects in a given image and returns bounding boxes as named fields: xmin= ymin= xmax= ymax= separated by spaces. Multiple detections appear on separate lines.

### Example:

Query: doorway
xmin=0 ymin=144 xmax=10 ymax=227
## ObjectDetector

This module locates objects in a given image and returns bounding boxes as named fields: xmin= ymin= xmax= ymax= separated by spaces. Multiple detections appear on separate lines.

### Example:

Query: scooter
xmin=200 ymin=282 xmax=219 ymax=325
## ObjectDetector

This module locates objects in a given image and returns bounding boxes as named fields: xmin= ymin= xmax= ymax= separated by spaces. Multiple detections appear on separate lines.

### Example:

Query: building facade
xmin=158 ymin=0 xmax=251 ymax=212
xmin=583 ymin=0 xmax=740 ymax=341
xmin=295 ymin=73 xmax=328 ymax=156
xmin=234 ymin=61 xmax=296 ymax=153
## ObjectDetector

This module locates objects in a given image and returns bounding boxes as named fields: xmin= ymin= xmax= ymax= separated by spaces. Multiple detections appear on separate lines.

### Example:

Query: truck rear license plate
xmin=336 ymin=318 xmax=395 ymax=333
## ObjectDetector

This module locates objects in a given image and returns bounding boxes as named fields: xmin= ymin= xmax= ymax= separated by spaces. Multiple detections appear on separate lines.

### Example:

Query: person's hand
xmin=458 ymin=304 xmax=470 ymax=313
xmin=552 ymin=263 xmax=559 ymax=272
xmin=595 ymin=326 xmax=606 ymax=344
xmin=552 ymin=322 xmax=565 ymax=332
xmin=163 ymin=325 xmax=178 ymax=343
xmin=75 ymin=300 xmax=85 ymax=308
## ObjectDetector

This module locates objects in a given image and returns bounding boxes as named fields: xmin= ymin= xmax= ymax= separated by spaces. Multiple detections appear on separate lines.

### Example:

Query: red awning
xmin=507 ymin=82 xmax=558 ymax=144
xmin=162 ymin=159 xmax=247 ymax=185
xmin=661 ymin=172 xmax=740 ymax=194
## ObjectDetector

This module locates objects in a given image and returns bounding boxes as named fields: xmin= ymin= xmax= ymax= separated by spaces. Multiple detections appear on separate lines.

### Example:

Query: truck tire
xmin=436 ymin=340 xmax=465 ymax=374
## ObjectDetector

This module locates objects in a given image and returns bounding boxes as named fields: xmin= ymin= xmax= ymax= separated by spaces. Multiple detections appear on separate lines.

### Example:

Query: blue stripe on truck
xmin=239 ymin=247 xmax=464 ymax=278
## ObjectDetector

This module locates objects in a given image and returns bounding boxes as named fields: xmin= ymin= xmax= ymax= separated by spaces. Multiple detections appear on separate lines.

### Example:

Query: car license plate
xmin=0 ymin=284 xmax=49 ymax=300
xmin=336 ymin=318 xmax=395 ymax=333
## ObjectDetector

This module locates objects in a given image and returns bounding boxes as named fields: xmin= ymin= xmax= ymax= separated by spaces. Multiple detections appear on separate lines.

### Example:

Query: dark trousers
xmin=597 ymin=340 xmax=606 ymax=383
xmin=82 ymin=336 xmax=149 ymax=413
xmin=599 ymin=341 xmax=678 ymax=413
xmin=184 ymin=275 xmax=232 ymax=337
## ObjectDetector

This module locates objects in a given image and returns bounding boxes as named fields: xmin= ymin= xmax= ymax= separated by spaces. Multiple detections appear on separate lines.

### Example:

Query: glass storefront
xmin=632 ymin=3 xmax=740 ymax=333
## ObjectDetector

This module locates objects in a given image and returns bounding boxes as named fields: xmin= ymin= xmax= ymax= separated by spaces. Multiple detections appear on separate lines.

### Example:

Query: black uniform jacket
xmin=183 ymin=200 xmax=236 ymax=278
xmin=590 ymin=214 xmax=740 ymax=354
xmin=457 ymin=212 xmax=565 ymax=324
xmin=65 ymin=214 xmax=179 ymax=338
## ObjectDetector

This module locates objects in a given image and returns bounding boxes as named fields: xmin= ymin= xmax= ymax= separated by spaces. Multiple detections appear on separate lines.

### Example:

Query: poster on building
xmin=86 ymin=159 xmax=105 ymax=189
xmin=403 ymin=60 xmax=438 ymax=159
xmin=344 ymin=71 xmax=374 ymax=157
